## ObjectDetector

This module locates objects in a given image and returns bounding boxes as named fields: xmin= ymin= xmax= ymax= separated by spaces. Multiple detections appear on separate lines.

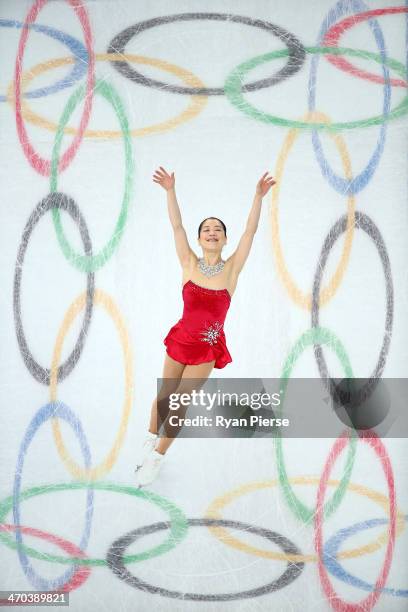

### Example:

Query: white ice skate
xmin=136 ymin=450 xmax=165 ymax=487
xmin=135 ymin=432 xmax=158 ymax=472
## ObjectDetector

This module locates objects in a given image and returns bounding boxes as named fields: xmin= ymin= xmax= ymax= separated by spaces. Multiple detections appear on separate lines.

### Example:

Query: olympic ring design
xmin=323 ymin=6 xmax=408 ymax=88
xmin=14 ymin=0 xmax=95 ymax=176
xmin=2 ymin=0 xmax=407 ymax=606
xmin=309 ymin=0 xmax=390 ymax=194
xmin=0 ymin=482 xmax=188 ymax=565
xmin=270 ymin=110 xmax=356 ymax=309
xmin=9 ymin=54 xmax=208 ymax=138
xmin=323 ymin=514 xmax=408 ymax=597
xmin=13 ymin=193 xmax=95 ymax=385
xmin=107 ymin=13 xmax=306 ymax=95
xmin=48 ymin=287 xmax=134 ymax=480
xmin=106 ymin=518 xmax=304 ymax=600
xmin=224 ymin=46 xmax=408 ymax=130
xmin=12 ymin=402 xmax=95 ymax=590
xmin=315 ymin=430 xmax=397 ymax=611
xmin=0 ymin=524 xmax=91 ymax=594
xmin=276 ymin=327 xmax=357 ymax=524
xmin=50 ymin=78 xmax=134 ymax=271
xmin=311 ymin=211 xmax=393 ymax=408
xmin=0 ymin=19 xmax=88 ymax=102
xmin=204 ymin=476 xmax=405 ymax=562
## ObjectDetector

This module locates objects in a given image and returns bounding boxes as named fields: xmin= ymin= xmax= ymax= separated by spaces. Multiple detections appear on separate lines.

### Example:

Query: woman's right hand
xmin=153 ymin=166 xmax=175 ymax=191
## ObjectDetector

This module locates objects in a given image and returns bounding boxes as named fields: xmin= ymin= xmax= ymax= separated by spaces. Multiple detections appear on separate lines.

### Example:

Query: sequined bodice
xmin=180 ymin=280 xmax=231 ymax=345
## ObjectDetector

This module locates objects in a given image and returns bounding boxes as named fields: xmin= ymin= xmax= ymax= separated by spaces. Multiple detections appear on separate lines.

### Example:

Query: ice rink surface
xmin=0 ymin=0 xmax=407 ymax=610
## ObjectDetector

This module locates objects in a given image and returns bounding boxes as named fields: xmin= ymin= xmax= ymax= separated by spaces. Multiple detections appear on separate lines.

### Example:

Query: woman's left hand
xmin=256 ymin=171 xmax=276 ymax=197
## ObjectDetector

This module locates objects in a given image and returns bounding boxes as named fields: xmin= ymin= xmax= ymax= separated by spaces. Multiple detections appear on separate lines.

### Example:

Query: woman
xmin=136 ymin=166 xmax=276 ymax=486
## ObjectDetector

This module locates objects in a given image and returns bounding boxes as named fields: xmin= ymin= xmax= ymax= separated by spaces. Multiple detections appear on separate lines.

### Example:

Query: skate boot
xmin=136 ymin=450 xmax=165 ymax=487
xmin=135 ymin=431 xmax=158 ymax=472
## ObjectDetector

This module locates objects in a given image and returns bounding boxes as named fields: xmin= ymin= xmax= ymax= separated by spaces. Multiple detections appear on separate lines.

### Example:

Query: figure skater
xmin=135 ymin=166 xmax=276 ymax=486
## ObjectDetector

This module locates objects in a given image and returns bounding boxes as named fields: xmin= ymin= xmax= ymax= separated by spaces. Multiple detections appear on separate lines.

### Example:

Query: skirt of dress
xmin=163 ymin=320 xmax=232 ymax=369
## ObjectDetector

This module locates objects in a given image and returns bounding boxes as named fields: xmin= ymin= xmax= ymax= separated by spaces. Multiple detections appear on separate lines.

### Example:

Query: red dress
xmin=163 ymin=280 xmax=232 ymax=369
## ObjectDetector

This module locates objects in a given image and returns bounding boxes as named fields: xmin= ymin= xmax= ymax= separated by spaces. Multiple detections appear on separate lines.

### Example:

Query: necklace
xmin=198 ymin=257 xmax=225 ymax=278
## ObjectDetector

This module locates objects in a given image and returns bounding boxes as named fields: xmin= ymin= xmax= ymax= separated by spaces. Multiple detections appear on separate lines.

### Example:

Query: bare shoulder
xmin=181 ymin=250 xmax=199 ymax=281
xmin=224 ymin=254 xmax=239 ymax=279
xmin=224 ymin=253 xmax=235 ymax=267
xmin=223 ymin=257 xmax=240 ymax=296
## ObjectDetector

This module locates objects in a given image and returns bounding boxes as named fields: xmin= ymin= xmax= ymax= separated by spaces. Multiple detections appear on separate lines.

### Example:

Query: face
xmin=198 ymin=218 xmax=227 ymax=252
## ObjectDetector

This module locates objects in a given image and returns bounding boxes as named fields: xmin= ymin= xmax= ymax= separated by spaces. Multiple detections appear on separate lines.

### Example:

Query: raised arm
xmin=153 ymin=166 xmax=196 ymax=268
xmin=227 ymin=172 xmax=276 ymax=276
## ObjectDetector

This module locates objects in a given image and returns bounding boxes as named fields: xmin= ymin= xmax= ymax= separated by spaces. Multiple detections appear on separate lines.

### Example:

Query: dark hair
xmin=198 ymin=217 xmax=227 ymax=238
